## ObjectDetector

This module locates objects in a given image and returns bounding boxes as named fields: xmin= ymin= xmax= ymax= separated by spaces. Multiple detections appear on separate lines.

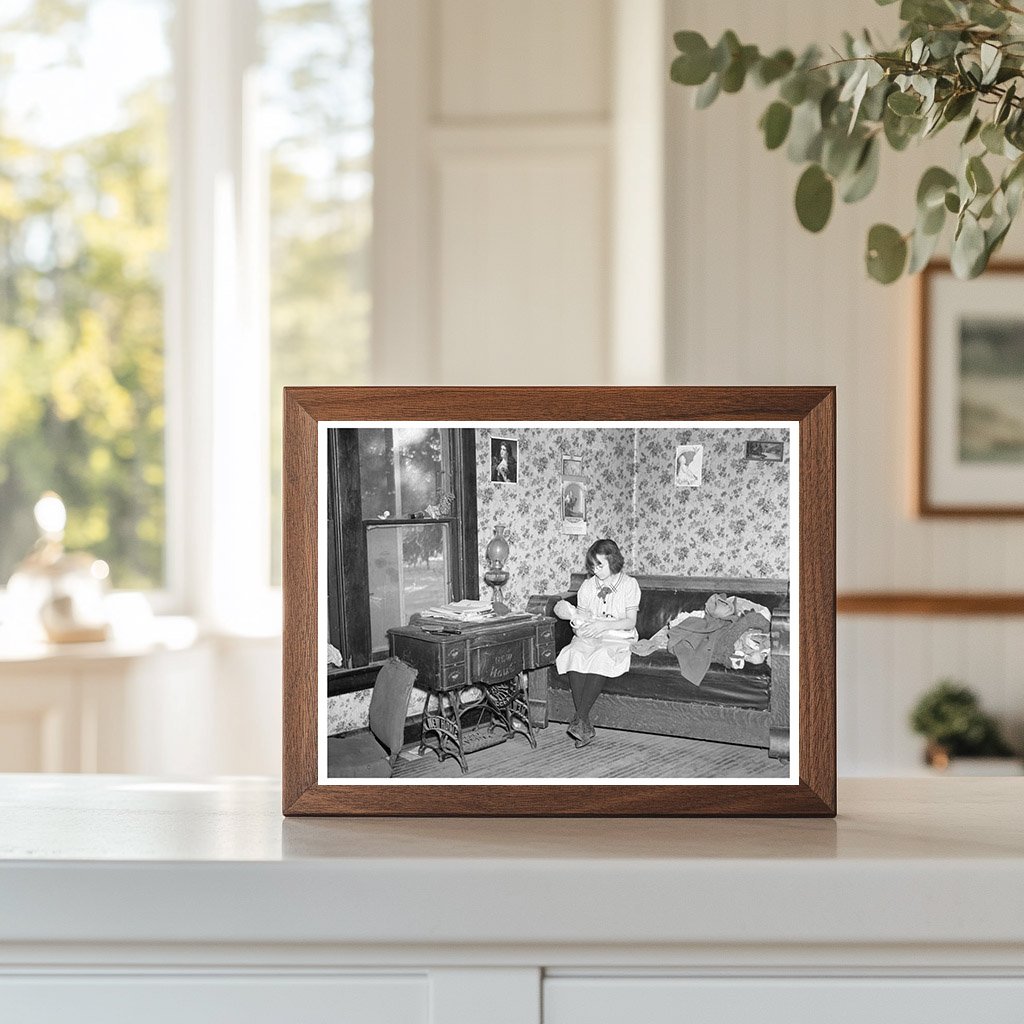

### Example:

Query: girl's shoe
xmin=574 ymin=722 xmax=596 ymax=749
xmin=566 ymin=719 xmax=582 ymax=741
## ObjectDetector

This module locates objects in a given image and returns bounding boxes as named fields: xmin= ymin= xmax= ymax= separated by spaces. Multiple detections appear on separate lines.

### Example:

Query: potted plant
xmin=909 ymin=679 xmax=1018 ymax=771
xmin=670 ymin=0 xmax=1024 ymax=283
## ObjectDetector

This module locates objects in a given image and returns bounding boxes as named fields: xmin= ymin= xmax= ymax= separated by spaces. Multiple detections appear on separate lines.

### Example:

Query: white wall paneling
xmin=665 ymin=0 xmax=1024 ymax=775
xmin=374 ymin=0 xmax=665 ymax=386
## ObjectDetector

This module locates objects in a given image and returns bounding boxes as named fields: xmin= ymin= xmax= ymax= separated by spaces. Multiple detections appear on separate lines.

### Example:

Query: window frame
xmin=327 ymin=427 xmax=479 ymax=670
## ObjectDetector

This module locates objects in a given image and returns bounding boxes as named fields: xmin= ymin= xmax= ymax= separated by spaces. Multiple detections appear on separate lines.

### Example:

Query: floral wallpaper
xmin=475 ymin=427 xmax=637 ymax=609
xmin=329 ymin=425 xmax=790 ymax=737
xmin=632 ymin=427 xmax=790 ymax=579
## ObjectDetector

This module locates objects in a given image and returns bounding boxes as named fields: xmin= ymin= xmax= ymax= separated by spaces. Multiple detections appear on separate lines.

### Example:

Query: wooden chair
xmin=327 ymin=657 xmax=417 ymax=778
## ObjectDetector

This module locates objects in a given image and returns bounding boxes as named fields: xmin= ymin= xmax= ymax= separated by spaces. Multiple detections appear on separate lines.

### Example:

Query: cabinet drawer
xmin=1 ymin=974 xmax=428 ymax=1024
xmin=544 ymin=977 xmax=1024 ymax=1024
xmin=471 ymin=640 xmax=528 ymax=683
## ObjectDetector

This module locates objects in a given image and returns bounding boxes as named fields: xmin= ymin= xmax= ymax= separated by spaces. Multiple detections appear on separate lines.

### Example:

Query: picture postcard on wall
xmin=282 ymin=387 xmax=836 ymax=817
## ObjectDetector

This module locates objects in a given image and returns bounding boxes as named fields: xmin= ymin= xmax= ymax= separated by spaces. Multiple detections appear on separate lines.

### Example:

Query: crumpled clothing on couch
xmin=630 ymin=593 xmax=771 ymax=686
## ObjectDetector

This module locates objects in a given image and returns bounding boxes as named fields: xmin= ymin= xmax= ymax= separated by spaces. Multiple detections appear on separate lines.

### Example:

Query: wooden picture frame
xmin=917 ymin=261 xmax=1024 ymax=517
xmin=283 ymin=387 xmax=836 ymax=816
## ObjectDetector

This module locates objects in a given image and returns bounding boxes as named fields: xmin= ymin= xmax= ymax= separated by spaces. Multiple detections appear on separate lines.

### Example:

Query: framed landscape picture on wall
xmin=282 ymin=387 xmax=836 ymax=817
xmin=918 ymin=262 xmax=1024 ymax=516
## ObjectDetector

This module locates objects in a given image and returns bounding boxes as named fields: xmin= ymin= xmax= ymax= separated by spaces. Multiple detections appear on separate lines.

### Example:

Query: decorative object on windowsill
xmin=410 ymin=492 xmax=455 ymax=519
xmin=483 ymin=525 xmax=511 ymax=616
xmin=910 ymin=679 xmax=1019 ymax=772
xmin=670 ymin=1 xmax=1024 ymax=283
xmin=5 ymin=492 xmax=111 ymax=644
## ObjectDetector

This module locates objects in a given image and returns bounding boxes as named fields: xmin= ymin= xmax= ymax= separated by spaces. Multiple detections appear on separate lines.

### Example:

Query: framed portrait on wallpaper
xmin=282 ymin=387 xmax=836 ymax=817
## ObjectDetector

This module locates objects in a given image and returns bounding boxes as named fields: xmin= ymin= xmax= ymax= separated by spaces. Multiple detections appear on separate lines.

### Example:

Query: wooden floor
xmin=391 ymin=720 xmax=789 ymax=780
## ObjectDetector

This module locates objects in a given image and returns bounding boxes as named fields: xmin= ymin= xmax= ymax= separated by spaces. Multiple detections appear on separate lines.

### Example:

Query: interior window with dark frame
xmin=327 ymin=427 xmax=478 ymax=669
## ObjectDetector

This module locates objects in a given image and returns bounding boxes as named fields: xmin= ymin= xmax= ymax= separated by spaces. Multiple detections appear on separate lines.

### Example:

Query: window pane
xmin=359 ymin=427 xmax=446 ymax=520
xmin=262 ymin=0 xmax=373 ymax=583
xmin=366 ymin=524 xmax=450 ymax=653
xmin=0 ymin=0 xmax=171 ymax=588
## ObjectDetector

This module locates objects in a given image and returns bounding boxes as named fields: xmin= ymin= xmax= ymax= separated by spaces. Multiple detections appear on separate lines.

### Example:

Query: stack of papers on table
xmin=425 ymin=599 xmax=495 ymax=621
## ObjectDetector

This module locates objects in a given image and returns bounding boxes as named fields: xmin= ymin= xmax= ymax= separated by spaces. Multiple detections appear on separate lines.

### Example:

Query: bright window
xmin=261 ymin=0 xmax=373 ymax=584
xmin=0 ymin=0 xmax=172 ymax=589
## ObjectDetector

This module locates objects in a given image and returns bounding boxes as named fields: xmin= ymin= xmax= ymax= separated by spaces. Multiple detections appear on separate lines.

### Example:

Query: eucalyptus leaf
xmin=888 ymin=90 xmax=921 ymax=115
xmin=980 ymin=42 xmax=1003 ymax=86
xmin=694 ymin=73 xmax=721 ymax=109
xmin=787 ymin=100 xmax=823 ymax=162
xmin=908 ymin=221 xmax=942 ymax=273
xmin=917 ymin=166 xmax=957 ymax=210
xmin=951 ymin=211 xmax=986 ymax=278
xmin=962 ymin=115 xmax=983 ymax=145
xmin=754 ymin=49 xmax=795 ymax=87
xmin=795 ymin=164 xmax=834 ymax=232
xmin=760 ymin=102 xmax=793 ymax=150
xmin=944 ymin=190 xmax=960 ymax=213
xmin=967 ymin=154 xmax=995 ymax=195
xmin=866 ymin=223 xmax=908 ymax=283
xmin=710 ymin=31 xmax=740 ymax=74
xmin=981 ymin=122 xmax=1006 ymax=155
xmin=842 ymin=137 xmax=881 ymax=203
xmin=779 ymin=73 xmax=807 ymax=106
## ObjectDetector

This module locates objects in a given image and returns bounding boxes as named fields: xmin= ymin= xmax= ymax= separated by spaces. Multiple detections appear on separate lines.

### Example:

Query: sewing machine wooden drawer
xmin=470 ymin=639 xmax=530 ymax=683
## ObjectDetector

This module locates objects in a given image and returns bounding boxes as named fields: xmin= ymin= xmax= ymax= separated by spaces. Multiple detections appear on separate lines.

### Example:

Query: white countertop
xmin=1 ymin=775 xmax=1022 ymax=953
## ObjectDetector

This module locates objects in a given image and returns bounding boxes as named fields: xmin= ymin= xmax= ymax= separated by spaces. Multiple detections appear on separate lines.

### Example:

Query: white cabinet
xmin=0 ymin=975 xmax=429 ymax=1024
xmin=1 ymin=777 xmax=1022 ymax=1024
xmin=544 ymin=977 xmax=1024 ymax=1024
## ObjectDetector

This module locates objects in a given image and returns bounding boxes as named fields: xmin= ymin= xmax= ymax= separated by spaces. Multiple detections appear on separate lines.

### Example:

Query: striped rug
xmin=391 ymin=722 xmax=789 ymax=780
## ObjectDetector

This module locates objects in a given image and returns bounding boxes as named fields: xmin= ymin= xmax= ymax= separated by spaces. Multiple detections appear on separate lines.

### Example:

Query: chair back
xmin=367 ymin=657 xmax=417 ymax=765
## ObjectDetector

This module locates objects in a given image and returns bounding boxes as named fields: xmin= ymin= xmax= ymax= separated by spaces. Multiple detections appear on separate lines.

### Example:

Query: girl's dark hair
xmin=585 ymin=538 xmax=624 ymax=575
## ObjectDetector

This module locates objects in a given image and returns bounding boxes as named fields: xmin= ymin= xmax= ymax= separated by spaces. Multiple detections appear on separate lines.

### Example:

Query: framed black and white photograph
xmin=561 ymin=479 xmax=586 ymax=535
xmin=562 ymin=454 xmax=584 ymax=478
xmin=282 ymin=387 xmax=836 ymax=817
xmin=746 ymin=440 xmax=786 ymax=462
xmin=674 ymin=444 xmax=703 ymax=487
xmin=490 ymin=436 xmax=518 ymax=485
xmin=918 ymin=261 xmax=1024 ymax=516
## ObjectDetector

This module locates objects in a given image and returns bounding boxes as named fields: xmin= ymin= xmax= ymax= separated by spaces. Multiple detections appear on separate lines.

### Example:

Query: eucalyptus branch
xmin=670 ymin=2 xmax=1024 ymax=283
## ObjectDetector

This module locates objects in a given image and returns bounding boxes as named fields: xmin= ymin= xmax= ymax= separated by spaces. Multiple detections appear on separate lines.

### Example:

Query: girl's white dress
xmin=555 ymin=574 xmax=641 ymax=679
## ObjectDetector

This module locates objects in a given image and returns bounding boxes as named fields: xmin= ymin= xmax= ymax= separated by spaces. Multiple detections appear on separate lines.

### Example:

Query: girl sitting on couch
xmin=552 ymin=538 xmax=641 ymax=749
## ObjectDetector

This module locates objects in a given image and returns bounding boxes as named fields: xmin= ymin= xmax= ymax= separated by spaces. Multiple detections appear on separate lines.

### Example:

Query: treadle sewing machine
xmin=387 ymin=615 xmax=557 ymax=773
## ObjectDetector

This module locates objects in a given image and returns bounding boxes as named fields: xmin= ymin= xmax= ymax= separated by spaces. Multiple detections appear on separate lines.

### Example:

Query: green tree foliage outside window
xmin=0 ymin=0 xmax=170 ymax=588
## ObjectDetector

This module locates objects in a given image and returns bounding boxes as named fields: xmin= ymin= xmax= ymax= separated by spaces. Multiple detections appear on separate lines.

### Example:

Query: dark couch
xmin=527 ymin=574 xmax=790 ymax=758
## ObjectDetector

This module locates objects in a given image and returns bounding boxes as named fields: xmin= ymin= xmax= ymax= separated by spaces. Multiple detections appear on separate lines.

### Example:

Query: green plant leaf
xmin=710 ymin=31 xmax=740 ymax=73
xmin=721 ymin=44 xmax=759 ymax=93
xmin=970 ymin=2 xmax=1009 ymax=29
xmin=753 ymin=49 xmax=795 ymax=87
xmin=917 ymin=166 xmax=957 ymax=210
xmin=995 ymin=82 xmax=1017 ymax=125
xmin=967 ymin=154 xmax=995 ymax=196
xmin=908 ymin=220 xmax=943 ymax=273
xmin=962 ymin=115 xmax=983 ymax=145
xmin=842 ymin=137 xmax=880 ymax=203
xmin=888 ymin=90 xmax=921 ymax=115
xmin=694 ymin=73 xmax=721 ymax=109
xmin=787 ymin=100 xmax=823 ymax=162
xmin=981 ymin=122 xmax=1006 ymax=155
xmin=944 ymin=190 xmax=960 ymax=213
xmin=951 ymin=211 xmax=986 ymax=278
xmin=760 ymin=101 xmax=793 ymax=150
xmin=795 ymin=164 xmax=834 ymax=232
xmin=866 ymin=223 xmax=907 ymax=283
xmin=779 ymin=73 xmax=807 ymax=106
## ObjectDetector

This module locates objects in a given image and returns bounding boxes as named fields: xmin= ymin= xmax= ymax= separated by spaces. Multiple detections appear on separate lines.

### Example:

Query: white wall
xmin=664 ymin=0 xmax=1024 ymax=772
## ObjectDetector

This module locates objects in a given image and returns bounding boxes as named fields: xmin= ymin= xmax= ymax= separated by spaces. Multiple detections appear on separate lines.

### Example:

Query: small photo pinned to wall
xmin=561 ymin=454 xmax=583 ymax=479
xmin=674 ymin=444 xmax=703 ymax=487
xmin=746 ymin=440 xmax=786 ymax=462
xmin=490 ymin=436 xmax=518 ymax=484
xmin=561 ymin=480 xmax=586 ymax=534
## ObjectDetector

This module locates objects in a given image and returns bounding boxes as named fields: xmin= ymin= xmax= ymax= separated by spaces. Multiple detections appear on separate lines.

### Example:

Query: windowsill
xmin=0 ymin=616 xmax=202 ymax=665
